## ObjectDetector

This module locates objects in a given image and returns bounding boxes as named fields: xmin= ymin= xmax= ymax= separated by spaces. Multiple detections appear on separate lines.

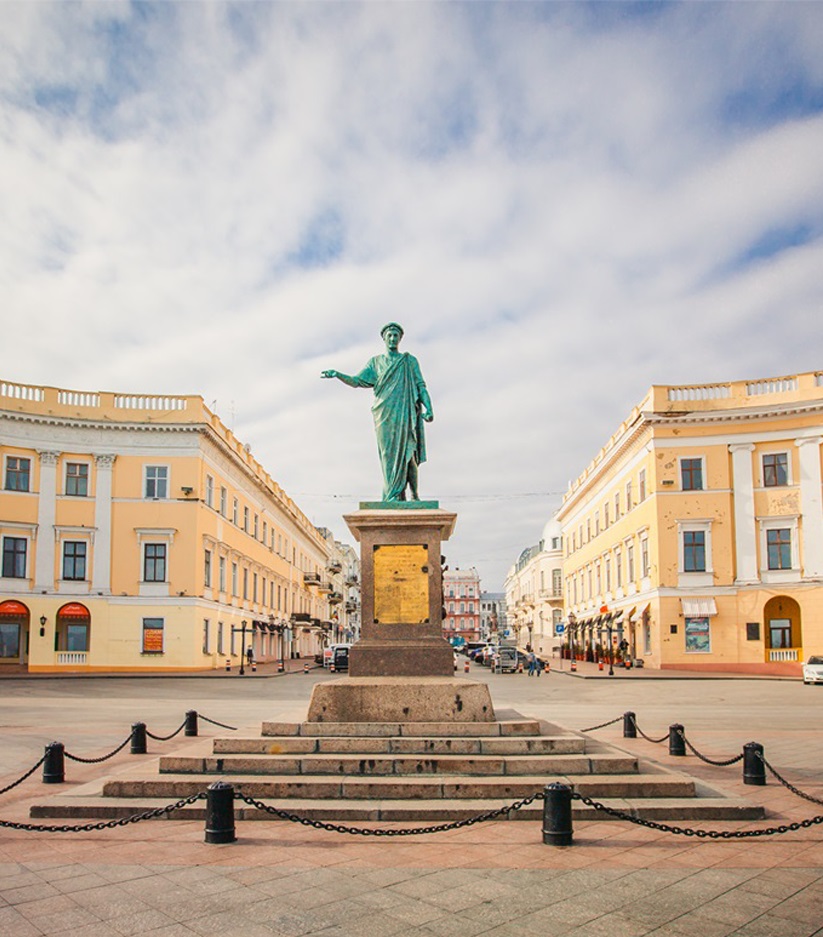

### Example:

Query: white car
xmin=802 ymin=656 xmax=823 ymax=685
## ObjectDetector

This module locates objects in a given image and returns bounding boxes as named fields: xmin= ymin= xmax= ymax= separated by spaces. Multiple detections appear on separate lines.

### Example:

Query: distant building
xmin=479 ymin=592 xmax=505 ymax=643
xmin=0 ymin=378 xmax=339 ymax=673
xmin=556 ymin=369 xmax=823 ymax=674
xmin=316 ymin=529 xmax=360 ymax=646
xmin=504 ymin=519 xmax=564 ymax=656
xmin=442 ymin=567 xmax=481 ymax=644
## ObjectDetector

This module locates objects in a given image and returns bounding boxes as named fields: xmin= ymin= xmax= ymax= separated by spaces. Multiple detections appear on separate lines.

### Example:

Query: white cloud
xmin=1 ymin=1 xmax=823 ymax=588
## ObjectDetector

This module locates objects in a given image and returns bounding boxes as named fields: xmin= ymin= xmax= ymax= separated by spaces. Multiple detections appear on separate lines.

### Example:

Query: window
xmin=684 ymin=617 xmax=710 ymax=653
xmin=219 ymin=556 xmax=226 ymax=592
xmin=763 ymin=452 xmax=789 ymax=487
xmin=232 ymin=498 xmax=238 ymax=525
xmin=2 ymin=537 xmax=27 ymax=578
xmin=681 ymin=458 xmax=703 ymax=491
xmin=552 ymin=568 xmax=562 ymax=596
xmin=203 ymin=619 xmax=210 ymax=654
xmin=767 ymin=529 xmax=792 ymax=570
xmin=627 ymin=542 xmax=635 ymax=582
xmin=232 ymin=562 xmax=238 ymax=596
xmin=142 ymin=618 xmax=164 ymax=654
xmin=217 ymin=622 xmax=224 ymax=655
xmin=243 ymin=568 xmax=249 ymax=600
xmin=220 ymin=487 xmax=227 ymax=516
xmin=205 ymin=475 xmax=214 ymax=507
xmin=145 ymin=466 xmax=168 ymax=499
xmin=243 ymin=506 xmax=250 ymax=532
xmin=62 ymin=542 xmax=87 ymax=581
xmin=5 ymin=456 xmax=31 ymax=492
xmin=65 ymin=463 xmax=89 ymax=497
xmin=143 ymin=543 xmax=167 ymax=582
xmin=626 ymin=481 xmax=633 ymax=511
xmin=615 ymin=548 xmax=622 ymax=588
xmin=204 ymin=549 xmax=212 ymax=588
xmin=254 ymin=514 xmax=259 ymax=539
xmin=605 ymin=556 xmax=611 ymax=592
xmin=638 ymin=469 xmax=646 ymax=502
xmin=641 ymin=537 xmax=650 ymax=579
xmin=604 ymin=503 xmax=610 ymax=528
xmin=614 ymin=493 xmax=620 ymax=520
xmin=65 ymin=623 xmax=89 ymax=652
xmin=0 ymin=623 xmax=20 ymax=659
xmin=683 ymin=531 xmax=706 ymax=572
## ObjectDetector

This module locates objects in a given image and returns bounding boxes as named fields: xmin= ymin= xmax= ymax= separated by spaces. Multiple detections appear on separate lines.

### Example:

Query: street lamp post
xmin=231 ymin=620 xmax=249 ymax=676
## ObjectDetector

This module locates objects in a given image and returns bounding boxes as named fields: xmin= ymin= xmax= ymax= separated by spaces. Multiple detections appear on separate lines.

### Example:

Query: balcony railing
xmin=303 ymin=572 xmax=321 ymax=586
xmin=56 ymin=652 xmax=87 ymax=665
xmin=768 ymin=648 xmax=800 ymax=663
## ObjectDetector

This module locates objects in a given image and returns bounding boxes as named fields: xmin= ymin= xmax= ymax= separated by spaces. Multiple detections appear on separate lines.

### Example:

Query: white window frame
xmin=144 ymin=465 xmax=169 ymax=500
xmin=758 ymin=515 xmax=800 ymax=583
xmin=677 ymin=519 xmax=713 ymax=587
xmin=205 ymin=475 xmax=214 ymax=508
xmin=4 ymin=454 xmax=32 ymax=492
xmin=64 ymin=461 xmax=90 ymax=497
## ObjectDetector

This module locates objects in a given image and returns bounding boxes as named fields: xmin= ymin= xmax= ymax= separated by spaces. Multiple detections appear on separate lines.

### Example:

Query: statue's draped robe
xmin=351 ymin=352 xmax=428 ymax=501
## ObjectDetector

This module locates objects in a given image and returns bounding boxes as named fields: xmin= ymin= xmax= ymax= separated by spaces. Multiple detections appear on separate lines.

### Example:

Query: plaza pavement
xmin=0 ymin=662 xmax=822 ymax=937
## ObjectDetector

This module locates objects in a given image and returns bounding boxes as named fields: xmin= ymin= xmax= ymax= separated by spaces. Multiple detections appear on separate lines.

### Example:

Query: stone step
xmin=214 ymin=735 xmax=587 ymax=756
xmin=104 ymin=772 xmax=690 ymax=800
xmin=157 ymin=752 xmax=638 ymax=777
xmin=29 ymin=794 xmax=765 ymax=823
xmin=261 ymin=720 xmax=542 ymax=738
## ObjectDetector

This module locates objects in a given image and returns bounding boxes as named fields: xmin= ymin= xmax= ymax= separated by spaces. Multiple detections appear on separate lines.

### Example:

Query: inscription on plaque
xmin=373 ymin=544 xmax=429 ymax=624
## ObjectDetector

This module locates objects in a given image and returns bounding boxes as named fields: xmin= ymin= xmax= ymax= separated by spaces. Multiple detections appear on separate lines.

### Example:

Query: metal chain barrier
xmin=629 ymin=714 xmax=668 ymax=744
xmin=0 ymin=755 xmax=47 ymax=796
xmin=235 ymin=789 xmax=544 ymax=836
xmin=580 ymin=715 xmax=623 ymax=733
xmin=677 ymin=729 xmax=744 ymax=767
xmin=198 ymin=715 xmax=238 ymax=731
xmin=760 ymin=755 xmax=823 ymax=807
xmin=146 ymin=720 xmax=187 ymax=742
xmin=573 ymin=790 xmax=823 ymax=838
xmin=65 ymin=733 xmax=134 ymax=764
xmin=0 ymin=791 xmax=206 ymax=833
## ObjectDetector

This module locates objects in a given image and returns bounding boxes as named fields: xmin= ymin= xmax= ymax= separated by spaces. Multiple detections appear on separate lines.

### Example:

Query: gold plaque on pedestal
xmin=373 ymin=544 xmax=429 ymax=624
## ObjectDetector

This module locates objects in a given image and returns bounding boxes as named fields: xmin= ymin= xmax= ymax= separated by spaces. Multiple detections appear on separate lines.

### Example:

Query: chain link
xmin=198 ymin=715 xmax=239 ymax=731
xmin=677 ymin=730 xmax=744 ymax=767
xmin=573 ymin=790 xmax=823 ymax=838
xmin=580 ymin=715 xmax=624 ymax=733
xmin=0 ymin=755 xmax=47 ymax=796
xmin=760 ymin=755 xmax=823 ymax=806
xmin=630 ymin=718 xmax=669 ymax=744
xmin=235 ymin=789 xmax=544 ymax=836
xmin=65 ymin=733 xmax=134 ymax=764
xmin=146 ymin=720 xmax=187 ymax=742
xmin=0 ymin=791 xmax=206 ymax=833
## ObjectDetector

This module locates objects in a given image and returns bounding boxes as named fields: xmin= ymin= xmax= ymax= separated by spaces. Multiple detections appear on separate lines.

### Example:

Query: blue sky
xmin=2 ymin=1 xmax=823 ymax=589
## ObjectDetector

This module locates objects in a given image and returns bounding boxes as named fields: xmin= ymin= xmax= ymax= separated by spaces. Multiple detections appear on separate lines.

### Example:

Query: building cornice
xmin=643 ymin=399 xmax=823 ymax=426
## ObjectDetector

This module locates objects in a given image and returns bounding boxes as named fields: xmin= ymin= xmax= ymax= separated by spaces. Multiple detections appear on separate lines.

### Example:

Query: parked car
xmin=494 ymin=646 xmax=520 ymax=673
xmin=331 ymin=644 xmax=351 ymax=672
xmin=802 ymin=656 xmax=823 ymax=685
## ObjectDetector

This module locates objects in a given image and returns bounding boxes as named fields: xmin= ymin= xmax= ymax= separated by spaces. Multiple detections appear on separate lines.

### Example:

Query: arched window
xmin=56 ymin=603 xmax=91 ymax=652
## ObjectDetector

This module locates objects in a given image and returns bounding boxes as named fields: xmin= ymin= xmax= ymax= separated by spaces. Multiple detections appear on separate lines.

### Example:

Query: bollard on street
xmin=185 ymin=710 xmax=199 ymax=737
xmin=743 ymin=741 xmax=766 ymax=786
xmin=131 ymin=722 xmax=148 ymax=755
xmin=205 ymin=781 xmax=236 ymax=844
xmin=623 ymin=711 xmax=637 ymax=738
xmin=668 ymin=723 xmax=686 ymax=757
xmin=542 ymin=782 xmax=574 ymax=846
xmin=42 ymin=741 xmax=65 ymax=784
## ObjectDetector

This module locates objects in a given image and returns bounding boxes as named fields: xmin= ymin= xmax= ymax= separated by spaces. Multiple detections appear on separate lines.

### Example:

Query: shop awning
xmin=631 ymin=604 xmax=650 ymax=622
xmin=57 ymin=602 xmax=90 ymax=619
xmin=681 ymin=597 xmax=718 ymax=617
xmin=0 ymin=600 xmax=29 ymax=618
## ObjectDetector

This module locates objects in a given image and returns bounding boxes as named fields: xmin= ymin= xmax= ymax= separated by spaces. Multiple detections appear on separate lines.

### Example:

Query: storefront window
xmin=684 ymin=617 xmax=710 ymax=653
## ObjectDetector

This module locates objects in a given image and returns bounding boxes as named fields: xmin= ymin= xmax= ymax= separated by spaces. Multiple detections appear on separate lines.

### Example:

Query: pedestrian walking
xmin=527 ymin=651 xmax=536 ymax=676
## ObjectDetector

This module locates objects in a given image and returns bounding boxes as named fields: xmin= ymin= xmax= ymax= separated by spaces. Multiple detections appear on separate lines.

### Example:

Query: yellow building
xmin=0 ymin=379 xmax=339 ymax=672
xmin=556 ymin=369 xmax=823 ymax=675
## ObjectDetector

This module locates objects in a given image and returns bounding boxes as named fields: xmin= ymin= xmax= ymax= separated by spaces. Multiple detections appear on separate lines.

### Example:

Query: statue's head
xmin=380 ymin=322 xmax=404 ymax=341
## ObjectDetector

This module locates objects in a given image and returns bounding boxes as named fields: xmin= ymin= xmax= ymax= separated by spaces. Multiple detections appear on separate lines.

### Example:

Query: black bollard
xmin=42 ymin=742 xmax=65 ymax=784
xmin=623 ymin=712 xmax=637 ymax=738
xmin=542 ymin=782 xmax=574 ymax=846
xmin=185 ymin=710 xmax=199 ymax=737
xmin=669 ymin=724 xmax=686 ymax=756
xmin=130 ymin=722 xmax=147 ymax=755
xmin=205 ymin=781 xmax=236 ymax=844
xmin=743 ymin=742 xmax=766 ymax=786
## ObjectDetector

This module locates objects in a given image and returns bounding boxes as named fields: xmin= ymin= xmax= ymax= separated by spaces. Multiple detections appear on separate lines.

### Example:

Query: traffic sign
xmin=554 ymin=623 xmax=565 ymax=636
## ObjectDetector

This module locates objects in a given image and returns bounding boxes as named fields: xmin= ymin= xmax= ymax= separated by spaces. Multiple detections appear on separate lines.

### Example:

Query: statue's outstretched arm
xmin=321 ymin=369 xmax=369 ymax=389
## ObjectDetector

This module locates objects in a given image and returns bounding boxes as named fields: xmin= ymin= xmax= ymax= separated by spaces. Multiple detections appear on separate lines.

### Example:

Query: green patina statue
xmin=321 ymin=323 xmax=434 ymax=502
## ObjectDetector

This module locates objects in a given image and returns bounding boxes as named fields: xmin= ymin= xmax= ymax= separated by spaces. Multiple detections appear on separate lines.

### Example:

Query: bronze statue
xmin=322 ymin=323 xmax=434 ymax=502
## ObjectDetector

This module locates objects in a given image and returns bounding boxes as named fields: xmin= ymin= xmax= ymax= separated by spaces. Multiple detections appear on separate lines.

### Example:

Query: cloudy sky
xmin=2 ymin=2 xmax=823 ymax=590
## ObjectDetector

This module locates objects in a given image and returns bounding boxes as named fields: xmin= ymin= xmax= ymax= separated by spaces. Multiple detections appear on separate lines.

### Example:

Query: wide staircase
xmin=30 ymin=711 xmax=763 ymax=823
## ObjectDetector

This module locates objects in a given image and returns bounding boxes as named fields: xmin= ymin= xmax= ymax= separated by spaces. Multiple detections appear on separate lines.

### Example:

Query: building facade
xmin=442 ymin=567 xmax=481 ymax=645
xmin=504 ymin=519 xmax=564 ymax=656
xmin=556 ymin=369 xmax=823 ymax=674
xmin=479 ymin=592 xmax=506 ymax=644
xmin=0 ymin=379 xmax=343 ymax=673
xmin=317 ymin=529 xmax=361 ymax=646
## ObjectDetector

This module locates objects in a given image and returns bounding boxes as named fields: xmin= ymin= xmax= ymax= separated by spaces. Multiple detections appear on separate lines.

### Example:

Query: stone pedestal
xmin=306 ymin=503 xmax=495 ymax=724
xmin=345 ymin=505 xmax=456 ymax=677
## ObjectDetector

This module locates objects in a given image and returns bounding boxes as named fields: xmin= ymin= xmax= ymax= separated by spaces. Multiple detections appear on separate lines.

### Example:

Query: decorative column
xmin=730 ymin=444 xmax=758 ymax=583
xmin=92 ymin=454 xmax=116 ymax=594
xmin=34 ymin=451 xmax=60 ymax=591
xmin=796 ymin=437 xmax=823 ymax=578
